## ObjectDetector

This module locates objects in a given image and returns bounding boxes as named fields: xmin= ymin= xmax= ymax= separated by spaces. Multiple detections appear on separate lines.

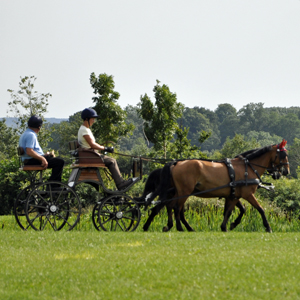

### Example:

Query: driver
xmin=19 ymin=115 xmax=64 ymax=188
xmin=78 ymin=108 xmax=135 ymax=190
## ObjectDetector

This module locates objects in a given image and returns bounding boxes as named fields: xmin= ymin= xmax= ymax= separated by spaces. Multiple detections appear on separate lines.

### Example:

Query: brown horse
xmin=143 ymin=140 xmax=290 ymax=232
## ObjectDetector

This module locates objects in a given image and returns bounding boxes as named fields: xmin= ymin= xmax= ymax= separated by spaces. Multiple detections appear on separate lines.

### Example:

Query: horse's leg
xmin=174 ymin=203 xmax=185 ymax=232
xmin=246 ymin=194 xmax=272 ymax=233
xmin=230 ymin=199 xmax=246 ymax=230
xmin=221 ymin=198 xmax=239 ymax=232
xmin=162 ymin=205 xmax=173 ymax=232
xmin=143 ymin=202 xmax=165 ymax=231
xmin=180 ymin=208 xmax=195 ymax=232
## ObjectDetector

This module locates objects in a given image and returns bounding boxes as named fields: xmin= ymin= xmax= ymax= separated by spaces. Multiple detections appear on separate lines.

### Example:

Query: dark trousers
xmin=101 ymin=155 xmax=123 ymax=185
xmin=24 ymin=156 xmax=64 ymax=182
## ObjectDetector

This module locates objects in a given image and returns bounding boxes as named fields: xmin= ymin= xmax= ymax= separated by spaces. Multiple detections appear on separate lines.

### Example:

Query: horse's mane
xmin=235 ymin=145 xmax=274 ymax=160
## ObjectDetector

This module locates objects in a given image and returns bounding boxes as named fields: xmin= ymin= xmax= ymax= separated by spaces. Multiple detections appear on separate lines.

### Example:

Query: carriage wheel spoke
xmin=45 ymin=215 xmax=57 ymax=230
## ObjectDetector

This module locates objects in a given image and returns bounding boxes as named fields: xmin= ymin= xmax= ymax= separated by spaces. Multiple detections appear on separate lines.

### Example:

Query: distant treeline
xmin=118 ymin=103 xmax=300 ymax=153
xmin=5 ymin=103 xmax=300 ymax=154
xmin=1 ymin=117 xmax=67 ymax=128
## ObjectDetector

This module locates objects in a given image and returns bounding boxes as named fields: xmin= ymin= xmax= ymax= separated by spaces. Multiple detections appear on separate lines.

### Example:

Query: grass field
xmin=1 ymin=204 xmax=300 ymax=300
xmin=1 ymin=231 xmax=300 ymax=300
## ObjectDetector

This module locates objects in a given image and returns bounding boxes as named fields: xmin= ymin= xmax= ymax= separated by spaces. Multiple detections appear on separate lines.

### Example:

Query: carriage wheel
xmin=92 ymin=202 xmax=102 ymax=231
xmin=91 ymin=196 xmax=109 ymax=231
xmin=14 ymin=186 xmax=32 ymax=230
xmin=97 ymin=195 xmax=141 ymax=232
xmin=25 ymin=181 xmax=81 ymax=231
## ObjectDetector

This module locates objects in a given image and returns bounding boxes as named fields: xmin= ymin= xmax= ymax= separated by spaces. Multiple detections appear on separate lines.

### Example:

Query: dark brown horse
xmin=143 ymin=140 xmax=290 ymax=232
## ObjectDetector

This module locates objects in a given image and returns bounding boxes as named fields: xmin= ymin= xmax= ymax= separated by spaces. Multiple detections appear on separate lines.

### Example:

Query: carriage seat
xmin=17 ymin=147 xmax=44 ymax=171
xmin=68 ymin=140 xmax=107 ymax=169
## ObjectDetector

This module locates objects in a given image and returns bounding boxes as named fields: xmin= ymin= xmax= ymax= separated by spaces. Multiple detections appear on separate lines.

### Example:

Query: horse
xmin=143 ymin=140 xmax=290 ymax=233
xmin=142 ymin=162 xmax=248 ymax=232
xmin=141 ymin=164 xmax=248 ymax=232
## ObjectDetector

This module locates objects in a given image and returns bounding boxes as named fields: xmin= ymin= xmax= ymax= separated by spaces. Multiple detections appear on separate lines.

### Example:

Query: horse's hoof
xmin=162 ymin=226 xmax=169 ymax=232
xmin=221 ymin=226 xmax=227 ymax=232
xmin=230 ymin=223 xmax=235 ymax=230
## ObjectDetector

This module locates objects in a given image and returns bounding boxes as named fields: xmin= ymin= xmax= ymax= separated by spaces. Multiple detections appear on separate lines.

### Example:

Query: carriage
xmin=14 ymin=141 xmax=145 ymax=232
xmin=14 ymin=139 xmax=290 ymax=233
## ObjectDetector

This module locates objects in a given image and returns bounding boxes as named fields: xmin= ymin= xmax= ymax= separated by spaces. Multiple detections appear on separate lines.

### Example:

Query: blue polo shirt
xmin=19 ymin=128 xmax=44 ymax=161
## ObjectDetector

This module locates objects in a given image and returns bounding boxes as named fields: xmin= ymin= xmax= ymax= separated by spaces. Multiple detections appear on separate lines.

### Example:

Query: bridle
xmin=240 ymin=144 xmax=289 ymax=181
xmin=271 ymin=148 xmax=289 ymax=168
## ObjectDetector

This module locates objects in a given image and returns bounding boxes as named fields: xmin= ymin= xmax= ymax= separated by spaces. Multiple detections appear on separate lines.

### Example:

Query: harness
xmin=152 ymin=155 xmax=280 ymax=206
xmin=224 ymin=157 xmax=272 ymax=200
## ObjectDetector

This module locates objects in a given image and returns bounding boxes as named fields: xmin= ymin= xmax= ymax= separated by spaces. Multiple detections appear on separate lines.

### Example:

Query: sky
xmin=1 ymin=0 xmax=300 ymax=119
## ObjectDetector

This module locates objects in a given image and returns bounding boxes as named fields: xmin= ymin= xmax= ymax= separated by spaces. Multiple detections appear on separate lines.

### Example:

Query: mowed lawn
xmin=1 ymin=231 xmax=300 ymax=300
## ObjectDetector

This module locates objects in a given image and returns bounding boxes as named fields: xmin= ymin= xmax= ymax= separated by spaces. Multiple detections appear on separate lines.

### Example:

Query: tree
xmin=170 ymin=126 xmax=208 ymax=159
xmin=90 ymin=73 xmax=134 ymax=144
xmin=49 ymin=111 xmax=82 ymax=158
xmin=181 ymin=107 xmax=212 ymax=147
xmin=272 ymin=113 xmax=300 ymax=143
xmin=138 ymin=80 xmax=184 ymax=158
xmin=237 ymin=102 xmax=266 ymax=133
xmin=288 ymin=138 xmax=300 ymax=177
xmin=0 ymin=119 xmax=19 ymax=160
xmin=245 ymin=131 xmax=282 ymax=147
xmin=118 ymin=105 xmax=145 ymax=152
xmin=215 ymin=103 xmax=237 ymax=124
xmin=7 ymin=76 xmax=52 ymax=149
xmin=218 ymin=114 xmax=240 ymax=145
xmin=219 ymin=134 xmax=260 ymax=159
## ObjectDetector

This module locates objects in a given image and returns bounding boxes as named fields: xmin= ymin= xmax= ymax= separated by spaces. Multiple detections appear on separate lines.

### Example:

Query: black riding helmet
xmin=81 ymin=108 xmax=99 ymax=120
xmin=28 ymin=115 xmax=43 ymax=128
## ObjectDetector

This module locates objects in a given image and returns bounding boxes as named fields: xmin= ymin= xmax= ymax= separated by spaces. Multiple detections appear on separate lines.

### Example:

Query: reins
xmin=114 ymin=151 xmax=172 ymax=164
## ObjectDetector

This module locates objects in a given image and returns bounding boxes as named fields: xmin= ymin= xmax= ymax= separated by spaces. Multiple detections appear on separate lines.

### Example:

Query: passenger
xmin=19 ymin=115 xmax=64 ymax=188
xmin=78 ymin=108 xmax=135 ymax=190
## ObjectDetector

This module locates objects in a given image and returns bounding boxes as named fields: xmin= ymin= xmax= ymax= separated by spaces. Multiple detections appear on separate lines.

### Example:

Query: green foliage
xmin=169 ymin=126 xmax=208 ymax=160
xmin=173 ymin=126 xmax=191 ymax=159
xmin=215 ymin=103 xmax=237 ymax=123
xmin=181 ymin=107 xmax=213 ymax=147
xmin=7 ymin=75 xmax=53 ymax=149
xmin=257 ymin=177 xmax=300 ymax=215
xmin=238 ymin=102 xmax=266 ymax=133
xmin=219 ymin=134 xmax=260 ymax=159
xmin=0 ymin=119 xmax=19 ymax=160
xmin=274 ymin=113 xmax=300 ymax=143
xmin=49 ymin=111 xmax=82 ymax=159
xmin=118 ymin=105 xmax=145 ymax=151
xmin=0 ymin=158 xmax=27 ymax=215
xmin=287 ymin=138 xmax=300 ymax=177
xmin=90 ymin=72 xmax=134 ymax=144
xmin=245 ymin=131 xmax=282 ymax=147
xmin=138 ymin=80 xmax=184 ymax=158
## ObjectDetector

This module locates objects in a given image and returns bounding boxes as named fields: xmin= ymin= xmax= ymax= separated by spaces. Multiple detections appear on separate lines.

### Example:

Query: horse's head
xmin=268 ymin=139 xmax=290 ymax=177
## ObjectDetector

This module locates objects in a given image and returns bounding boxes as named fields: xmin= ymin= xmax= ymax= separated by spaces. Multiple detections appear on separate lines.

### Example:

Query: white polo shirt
xmin=78 ymin=125 xmax=95 ymax=149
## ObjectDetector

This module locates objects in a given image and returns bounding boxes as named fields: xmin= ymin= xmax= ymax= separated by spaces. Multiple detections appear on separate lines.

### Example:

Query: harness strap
xmin=223 ymin=158 xmax=236 ymax=200
xmin=242 ymin=157 xmax=273 ymax=187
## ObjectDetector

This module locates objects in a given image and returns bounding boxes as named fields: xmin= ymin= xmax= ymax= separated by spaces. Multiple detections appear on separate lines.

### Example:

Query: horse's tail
xmin=133 ymin=168 xmax=162 ymax=204
xmin=157 ymin=161 xmax=177 ymax=203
